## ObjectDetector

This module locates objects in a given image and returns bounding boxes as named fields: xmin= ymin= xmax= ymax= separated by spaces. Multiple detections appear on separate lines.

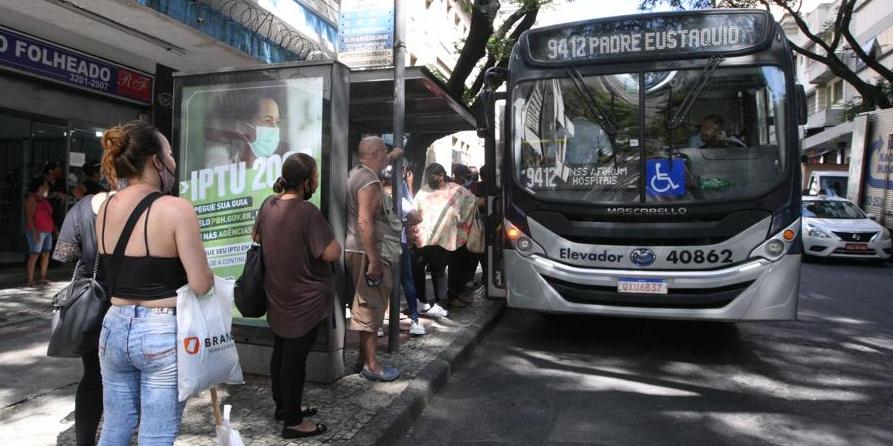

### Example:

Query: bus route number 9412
xmin=524 ymin=167 xmax=558 ymax=188
xmin=666 ymin=249 xmax=733 ymax=264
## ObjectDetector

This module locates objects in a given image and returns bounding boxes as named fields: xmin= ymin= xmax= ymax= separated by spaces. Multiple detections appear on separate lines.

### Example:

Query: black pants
xmin=412 ymin=245 xmax=451 ymax=304
xmin=448 ymin=245 xmax=479 ymax=299
xmin=76 ymin=350 xmax=102 ymax=446
xmin=270 ymin=324 xmax=320 ymax=426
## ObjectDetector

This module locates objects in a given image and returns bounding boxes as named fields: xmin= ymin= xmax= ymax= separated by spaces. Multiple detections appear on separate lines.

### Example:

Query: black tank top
xmin=100 ymin=192 xmax=188 ymax=300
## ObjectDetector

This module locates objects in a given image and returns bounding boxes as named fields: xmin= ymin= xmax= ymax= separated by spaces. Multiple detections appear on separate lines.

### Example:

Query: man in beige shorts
xmin=345 ymin=136 xmax=403 ymax=382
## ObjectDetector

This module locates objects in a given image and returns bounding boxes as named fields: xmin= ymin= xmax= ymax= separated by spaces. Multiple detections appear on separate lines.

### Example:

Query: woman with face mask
xmin=257 ymin=153 xmax=340 ymax=439
xmin=203 ymin=95 xmax=282 ymax=169
xmin=95 ymin=120 xmax=213 ymax=445
xmin=410 ymin=163 xmax=478 ymax=310
xmin=24 ymin=177 xmax=55 ymax=286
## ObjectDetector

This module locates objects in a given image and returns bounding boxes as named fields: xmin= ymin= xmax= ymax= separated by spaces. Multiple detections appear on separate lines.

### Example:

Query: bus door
xmin=483 ymin=71 xmax=507 ymax=298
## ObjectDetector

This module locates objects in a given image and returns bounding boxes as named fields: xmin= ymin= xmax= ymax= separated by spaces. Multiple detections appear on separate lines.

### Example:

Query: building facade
xmin=0 ymin=0 xmax=334 ymax=264
xmin=782 ymin=0 xmax=893 ymax=166
xmin=407 ymin=0 xmax=484 ymax=172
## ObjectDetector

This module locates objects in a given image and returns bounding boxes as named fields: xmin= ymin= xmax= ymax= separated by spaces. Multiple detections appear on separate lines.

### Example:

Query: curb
xmin=347 ymin=299 xmax=506 ymax=446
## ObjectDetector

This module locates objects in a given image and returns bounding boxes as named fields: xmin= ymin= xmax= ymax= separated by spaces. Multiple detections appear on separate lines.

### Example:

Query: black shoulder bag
xmin=234 ymin=196 xmax=273 ymax=318
xmin=47 ymin=192 xmax=162 ymax=357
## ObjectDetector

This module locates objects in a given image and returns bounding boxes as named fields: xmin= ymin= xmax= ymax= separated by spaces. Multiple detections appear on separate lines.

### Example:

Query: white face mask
xmin=245 ymin=123 xmax=280 ymax=158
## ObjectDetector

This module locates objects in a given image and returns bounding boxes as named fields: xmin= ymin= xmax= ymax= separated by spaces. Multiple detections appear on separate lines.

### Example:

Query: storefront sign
xmin=0 ymin=25 xmax=154 ymax=105
xmin=338 ymin=0 xmax=393 ymax=68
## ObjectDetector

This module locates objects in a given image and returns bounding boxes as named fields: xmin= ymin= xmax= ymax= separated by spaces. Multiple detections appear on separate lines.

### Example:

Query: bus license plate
xmin=617 ymin=278 xmax=668 ymax=295
xmin=845 ymin=243 xmax=868 ymax=251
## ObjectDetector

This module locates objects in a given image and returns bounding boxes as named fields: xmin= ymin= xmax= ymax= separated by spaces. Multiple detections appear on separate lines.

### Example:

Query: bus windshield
xmin=513 ymin=65 xmax=788 ymax=204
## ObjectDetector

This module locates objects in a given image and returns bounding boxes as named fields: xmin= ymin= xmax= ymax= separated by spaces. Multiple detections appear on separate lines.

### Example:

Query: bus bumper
xmin=504 ymin=250 xmax=800 ymax=321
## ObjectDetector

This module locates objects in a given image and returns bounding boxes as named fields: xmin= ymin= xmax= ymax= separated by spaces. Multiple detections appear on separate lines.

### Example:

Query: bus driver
xmin=688 ymin=115 xmax=745 ymax=148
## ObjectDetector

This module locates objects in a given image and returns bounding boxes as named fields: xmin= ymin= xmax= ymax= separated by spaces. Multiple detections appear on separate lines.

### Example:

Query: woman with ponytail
xmin=256 ymin=153 xmax=339 ymax=439
xmin=94 ymin=120 xmax=213 ymax=445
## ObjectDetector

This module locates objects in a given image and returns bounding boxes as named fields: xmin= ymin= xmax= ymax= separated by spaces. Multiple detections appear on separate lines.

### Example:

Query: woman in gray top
xmin=53 ymin=191 xmax=112 ymax=446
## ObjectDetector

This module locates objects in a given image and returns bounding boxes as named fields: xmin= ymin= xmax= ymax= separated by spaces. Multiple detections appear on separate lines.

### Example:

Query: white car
xmin=802 ymin=196 xmax=892 ymax=261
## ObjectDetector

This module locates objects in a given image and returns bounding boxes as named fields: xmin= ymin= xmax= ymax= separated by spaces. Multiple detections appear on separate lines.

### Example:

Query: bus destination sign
xmin=526 ymin=11 xmax=771 ymax=64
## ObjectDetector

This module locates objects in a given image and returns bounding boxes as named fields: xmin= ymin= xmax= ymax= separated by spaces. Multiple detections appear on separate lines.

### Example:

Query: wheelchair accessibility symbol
xmin=646 ymin=159 xmax=685 ymax=197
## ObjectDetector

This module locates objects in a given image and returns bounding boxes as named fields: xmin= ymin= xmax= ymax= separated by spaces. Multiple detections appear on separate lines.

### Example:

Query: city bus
xmin=480 ymin=9 xmax=807 ymax=320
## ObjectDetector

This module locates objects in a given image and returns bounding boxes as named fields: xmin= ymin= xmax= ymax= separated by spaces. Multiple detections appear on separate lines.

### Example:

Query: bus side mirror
xmin=796 ymin=84 xmax=808 ymax=125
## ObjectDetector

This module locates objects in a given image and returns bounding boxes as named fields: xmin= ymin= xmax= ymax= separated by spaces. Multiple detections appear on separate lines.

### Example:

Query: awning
xmin=349 ymin=66 xmax=477 ymax=135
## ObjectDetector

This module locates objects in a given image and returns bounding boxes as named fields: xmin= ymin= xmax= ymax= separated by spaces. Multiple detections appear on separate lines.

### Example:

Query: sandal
xmin=281 ymin=423 xmax=327 ymax=439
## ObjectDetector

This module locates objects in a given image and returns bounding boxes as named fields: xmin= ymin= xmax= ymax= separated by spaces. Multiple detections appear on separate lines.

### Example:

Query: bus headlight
xmin=750 ymin=218 xmax=800 ymax=262
xmin=505 ymin=221 xmax=544 ymax=257
xmin=765 ymin=239 xmax=785 ymax=257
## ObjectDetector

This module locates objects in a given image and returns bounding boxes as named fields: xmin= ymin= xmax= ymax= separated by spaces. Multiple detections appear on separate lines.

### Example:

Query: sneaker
xmin=377 ymin=327 xmax=385 ymax=337
xmin=420 ymin=303 xmax=448 ymax=318
xmin=360 ymin=365 xmax=401 ymax=382
xmin=409 ymin=320 xmax=426 ymax=336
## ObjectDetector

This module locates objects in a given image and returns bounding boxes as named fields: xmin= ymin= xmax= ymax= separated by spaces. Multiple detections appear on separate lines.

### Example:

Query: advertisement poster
xmin=178 ymin=77 xmax=325 ymax=280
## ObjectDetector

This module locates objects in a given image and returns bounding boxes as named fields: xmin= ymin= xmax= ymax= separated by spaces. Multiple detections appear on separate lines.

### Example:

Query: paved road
xmin=397 ymin=259 xmax=893 ymax=446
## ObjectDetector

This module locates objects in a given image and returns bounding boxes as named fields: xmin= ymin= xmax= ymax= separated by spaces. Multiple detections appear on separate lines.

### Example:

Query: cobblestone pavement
xmin=1 ymin=277 xmax=497 ymax=446
xmin=0 ymin=280 xmax=66 ymax=330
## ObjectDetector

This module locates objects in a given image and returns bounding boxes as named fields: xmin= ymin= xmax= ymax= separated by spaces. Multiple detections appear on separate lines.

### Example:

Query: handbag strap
xmin=102 ymin=192 xmax=163 ymax=296
xmin=252 ymin=195 xmax=274 ymax=244
xmin=426 ymin=190 xmax=456 ymax=246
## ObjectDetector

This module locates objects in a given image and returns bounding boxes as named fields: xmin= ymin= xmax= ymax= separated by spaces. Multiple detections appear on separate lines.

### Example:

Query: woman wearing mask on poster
xmin=95 ymin=120 xmax=213 ymax=445
xmin=204 ymin=94 xmax=282 ymax=169
xmin=257 ymin=153 xmax=339 ymax=439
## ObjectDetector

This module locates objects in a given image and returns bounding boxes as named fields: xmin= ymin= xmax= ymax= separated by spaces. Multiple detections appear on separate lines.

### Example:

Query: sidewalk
xmin=0 ymin=277 xmax=504 ymax=445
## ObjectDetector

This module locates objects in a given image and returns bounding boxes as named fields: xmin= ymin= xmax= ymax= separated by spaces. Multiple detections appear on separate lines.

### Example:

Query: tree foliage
xmin=640 ymin=0 xmax=893 ymax=109
xmin=406 ymin=0 xmax=555 ymax=158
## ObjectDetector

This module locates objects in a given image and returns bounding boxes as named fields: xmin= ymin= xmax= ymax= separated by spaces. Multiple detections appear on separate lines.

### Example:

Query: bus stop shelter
xmin=349 ymin=66 xmax=477 ymax=137
xmin=174 ymin=61 xmax=476 ymax=383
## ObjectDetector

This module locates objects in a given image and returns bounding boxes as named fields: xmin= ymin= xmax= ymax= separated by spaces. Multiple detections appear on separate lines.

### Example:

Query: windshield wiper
xmin=565 ymin=66 xmax=618 ymax=148
xmin=667 ymin=55 xmax=724 ymax=130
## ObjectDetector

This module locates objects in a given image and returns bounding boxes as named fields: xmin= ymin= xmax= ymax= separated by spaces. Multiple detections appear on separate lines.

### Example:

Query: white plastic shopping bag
xmin=177 ymin=276 xmax=244 ymax=401
xmin=211 ymin=387 xmax=245 ymax=446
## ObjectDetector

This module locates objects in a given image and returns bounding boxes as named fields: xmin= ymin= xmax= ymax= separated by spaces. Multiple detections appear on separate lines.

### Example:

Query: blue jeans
xmin=25 ymin=231 xmax=52 ymax=253
xmin=98 ymin=306 xmax=184 ymax=446
xmin=401 ymin=243 xmax=419 ymax=321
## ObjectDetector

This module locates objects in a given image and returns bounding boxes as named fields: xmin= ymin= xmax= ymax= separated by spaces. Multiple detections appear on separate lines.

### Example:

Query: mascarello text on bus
xmin=483 ymin=9 xmax=803 ymax=321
